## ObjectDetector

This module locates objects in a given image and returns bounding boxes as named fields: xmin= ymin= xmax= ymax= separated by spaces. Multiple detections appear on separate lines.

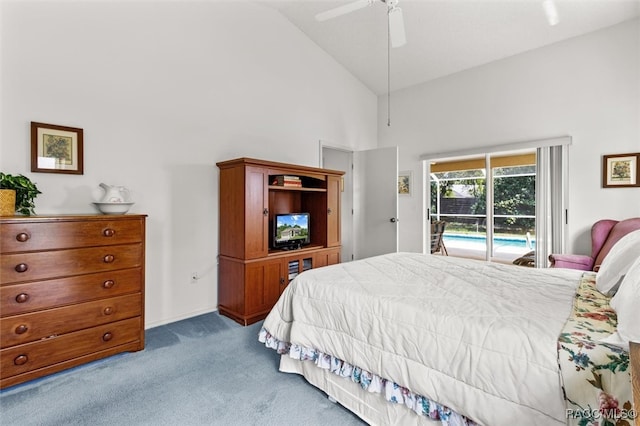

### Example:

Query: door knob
xmin=390 ymin=218 xmax=398 ymax=223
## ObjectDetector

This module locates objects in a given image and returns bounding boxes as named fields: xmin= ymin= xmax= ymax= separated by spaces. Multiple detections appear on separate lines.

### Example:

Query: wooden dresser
xmin=0 ymin=214 xmax=146 ymax=389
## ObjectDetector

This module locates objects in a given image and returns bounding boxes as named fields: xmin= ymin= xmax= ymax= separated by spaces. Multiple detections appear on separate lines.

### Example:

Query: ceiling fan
xmin=315 ymin=0 xmax=407 ymax=48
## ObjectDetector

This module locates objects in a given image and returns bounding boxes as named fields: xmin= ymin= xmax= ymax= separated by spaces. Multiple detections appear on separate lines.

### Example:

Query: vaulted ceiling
xmin=266 ymin=0 xmax=640 ymax=95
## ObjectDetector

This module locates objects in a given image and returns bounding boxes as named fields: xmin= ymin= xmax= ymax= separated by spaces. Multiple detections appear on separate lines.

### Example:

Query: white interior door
xmin=322 ymin=146 xmax=354 ymax=263
xmin=353 ymin=147 xmax=399 ymax=259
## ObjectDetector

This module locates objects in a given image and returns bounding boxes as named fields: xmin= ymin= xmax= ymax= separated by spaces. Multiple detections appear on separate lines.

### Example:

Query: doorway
xmin=321 ymin=143 xmax=399 ymax=260
xmin=322 ymin=145 xmax=354 ymax=263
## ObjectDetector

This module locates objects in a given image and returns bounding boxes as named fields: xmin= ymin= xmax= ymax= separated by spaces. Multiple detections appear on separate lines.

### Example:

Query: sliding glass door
xmin=430 ymin=167 xmax=487 ymax=260
xmin=423 ymin=136 xmax=569 ymax=267
xmin=491 ymin=160 xmax=536 ymax=262
xmin=429 ymin=152 xmax=536 ymax=263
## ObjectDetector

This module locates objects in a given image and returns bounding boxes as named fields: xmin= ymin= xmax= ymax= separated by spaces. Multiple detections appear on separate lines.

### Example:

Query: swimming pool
xmin=443 ymin=233 xmax=535 ymax=249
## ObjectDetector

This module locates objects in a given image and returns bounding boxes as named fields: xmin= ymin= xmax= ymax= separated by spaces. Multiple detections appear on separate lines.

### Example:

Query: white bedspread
xmin=262 ymin=252 xmax=585 ymax=426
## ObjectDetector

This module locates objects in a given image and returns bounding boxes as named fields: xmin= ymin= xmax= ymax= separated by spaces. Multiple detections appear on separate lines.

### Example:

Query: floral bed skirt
xmin=259 ymin=328 xmax=479 ymax=426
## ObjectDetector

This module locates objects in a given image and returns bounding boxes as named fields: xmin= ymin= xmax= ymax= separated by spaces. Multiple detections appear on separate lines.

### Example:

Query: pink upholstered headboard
xmin=593 ymin=218 xmax=640 ymax=271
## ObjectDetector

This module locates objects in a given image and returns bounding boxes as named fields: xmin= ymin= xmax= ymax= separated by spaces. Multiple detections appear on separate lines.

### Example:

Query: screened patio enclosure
xmin=429 ymin=153 xmax=536 ymax=264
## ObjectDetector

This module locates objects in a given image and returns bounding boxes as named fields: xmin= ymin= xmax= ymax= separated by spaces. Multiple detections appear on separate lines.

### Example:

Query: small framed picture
xmin=602 ymin=153 xmax=640 ymax=188
xmin=398 ymin=171 xmax=411 ymax=196
xmin=31 ymin=122 xmax=84 ymax=174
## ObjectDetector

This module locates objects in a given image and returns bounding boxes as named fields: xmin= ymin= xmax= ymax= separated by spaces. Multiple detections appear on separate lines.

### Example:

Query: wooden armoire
xmin=216 ymin=158 xmax=344 ymax=325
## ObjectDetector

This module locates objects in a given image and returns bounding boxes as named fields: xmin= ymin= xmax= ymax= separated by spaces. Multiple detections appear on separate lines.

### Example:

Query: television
xmin=273 ymin=213 xmax=310 ymax=250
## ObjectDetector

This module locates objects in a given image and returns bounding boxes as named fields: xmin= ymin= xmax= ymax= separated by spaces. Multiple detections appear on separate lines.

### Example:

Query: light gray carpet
xmin=0 ymin=313 xmax=366 ymax=425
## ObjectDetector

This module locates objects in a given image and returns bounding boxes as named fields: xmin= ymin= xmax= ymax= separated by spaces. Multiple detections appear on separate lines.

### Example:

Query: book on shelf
xmin=273 ymin=181 xmax=302 ymax=187
xmin=272 ymin=175 xmax=302 ymax=187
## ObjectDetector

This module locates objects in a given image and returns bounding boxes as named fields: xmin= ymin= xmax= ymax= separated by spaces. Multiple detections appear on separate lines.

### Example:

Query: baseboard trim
xmin=145 ymin=308 xmax=219 ymax=329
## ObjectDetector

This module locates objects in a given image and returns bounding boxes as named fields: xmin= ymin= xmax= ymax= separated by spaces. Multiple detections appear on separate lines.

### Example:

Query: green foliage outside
xmin=472 ymin=175 xmax=535 ymax=232
xmin=431 ymin=168 xmax=535 ymax=236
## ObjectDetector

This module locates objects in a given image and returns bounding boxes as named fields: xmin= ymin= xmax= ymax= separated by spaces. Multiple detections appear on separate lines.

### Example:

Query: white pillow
xmin=600 ymin=332 xmax=628 ymax=352
xmin=595 ymin=229 xmax=640 ymax=296
xmin=607 ymin=254 xmax=640 ymax=349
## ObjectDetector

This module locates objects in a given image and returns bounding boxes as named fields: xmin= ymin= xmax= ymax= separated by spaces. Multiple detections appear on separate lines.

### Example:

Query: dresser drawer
xmin=1 ymin=268 xmax=142 ymax=316
xmin=0 ymin=317 xmax=142 ymax=378
xmin=0 ymin=219 xmax=143 ymax=254
xmin=1 ymin=244 xmax=142 ymax=284
xmin=1 ymin=293 xmax=142 ymax=348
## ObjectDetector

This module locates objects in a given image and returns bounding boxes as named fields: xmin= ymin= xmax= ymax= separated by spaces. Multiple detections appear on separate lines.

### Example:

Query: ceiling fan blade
xmin=388 ymin=6 xmax=406 ymax=48
xmin=315 ymin=0 xmax=373 ymax=22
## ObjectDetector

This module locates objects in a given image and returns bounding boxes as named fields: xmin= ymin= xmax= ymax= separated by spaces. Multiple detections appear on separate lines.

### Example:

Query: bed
xmin=258 ymin=252 xmax=638 ymax=426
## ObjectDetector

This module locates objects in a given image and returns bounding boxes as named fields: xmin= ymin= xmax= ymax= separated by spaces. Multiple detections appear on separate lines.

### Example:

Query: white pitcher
xmin=99 ymin=183 xmax=130 ymax=203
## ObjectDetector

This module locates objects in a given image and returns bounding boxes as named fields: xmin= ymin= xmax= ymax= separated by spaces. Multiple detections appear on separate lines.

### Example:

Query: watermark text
xmin=566 ymin=408 xmax=637 ymax=421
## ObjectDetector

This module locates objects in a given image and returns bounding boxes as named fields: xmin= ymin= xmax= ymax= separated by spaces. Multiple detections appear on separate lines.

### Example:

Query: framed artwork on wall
xmin=398 ymin=171 xmax=411 ymax=196
xmin=31 ymin=122 xmax=84 ymax=175
xmin=602 ymin=152 xmax=640 ymax=188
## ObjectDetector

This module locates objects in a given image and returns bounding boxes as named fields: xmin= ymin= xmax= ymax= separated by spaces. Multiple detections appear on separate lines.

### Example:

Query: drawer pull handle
xmin=16 ymin=232 xmax=30 ymax=242
xmin=102 ymin=332 xmax=113 ymax=342
xmin=103 ymin=280 xmax=115 ymax=289
xmin=14 ymin=355 xmax=28 ymax=366
xmin=103 ymin=255 xmax=115 ymax=263
xmin=15 ymin=324 xmax=29 ymax=335
xmin=15 ymin=263 xmax=28 ymax=273
xmin=15 ymin=293 xmax=29 ymax=303
xmin=103 ymin=307 xmax=113 ymax=315
xmin=103 ymin=228 xmax=116 ymax=237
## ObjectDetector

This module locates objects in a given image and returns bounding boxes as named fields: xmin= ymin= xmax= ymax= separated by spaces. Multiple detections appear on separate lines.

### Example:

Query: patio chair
xmin=513 ymin=250 xmax=535 ymax=267
xmin=548 ymin=217 xmax=640 ymax=271
xmin=430 ymin=221 xmax=448 ymax=255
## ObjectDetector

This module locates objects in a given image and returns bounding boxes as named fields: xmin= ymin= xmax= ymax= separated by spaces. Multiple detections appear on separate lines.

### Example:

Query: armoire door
xmin=245 ymin=258 xmax=282 ymax=316
xmin=244 ymin=166 xmax=269 ymax=259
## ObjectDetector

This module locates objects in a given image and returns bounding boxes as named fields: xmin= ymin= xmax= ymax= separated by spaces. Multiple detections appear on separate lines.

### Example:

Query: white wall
xmin=379 ymin=19 xmax=640 ymax=256
xmin=0 ymin=1 xmax=377 ymax=327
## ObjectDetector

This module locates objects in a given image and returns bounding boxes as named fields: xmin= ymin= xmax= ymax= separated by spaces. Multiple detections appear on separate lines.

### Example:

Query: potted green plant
xmin=0 ymin=173 xmax=42 ymax=215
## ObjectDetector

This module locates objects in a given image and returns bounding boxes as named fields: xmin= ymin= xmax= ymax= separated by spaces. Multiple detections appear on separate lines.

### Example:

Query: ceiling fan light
xmin=388 ymin=7 xmax=406 ymax=48
xmin=542 ymin=0 xmax=560 ymax=26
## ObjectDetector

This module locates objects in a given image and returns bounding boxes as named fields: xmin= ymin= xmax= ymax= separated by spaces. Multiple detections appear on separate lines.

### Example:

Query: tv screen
xmin=274 ymin=213 xmax=310 ymax=249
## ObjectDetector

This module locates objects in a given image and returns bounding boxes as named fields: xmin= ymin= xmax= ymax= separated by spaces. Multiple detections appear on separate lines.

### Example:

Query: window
xmin=430 ymin=153 xmax=536 ymax=263
xmin=421 ymin=137 xmax=570 ymax=267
